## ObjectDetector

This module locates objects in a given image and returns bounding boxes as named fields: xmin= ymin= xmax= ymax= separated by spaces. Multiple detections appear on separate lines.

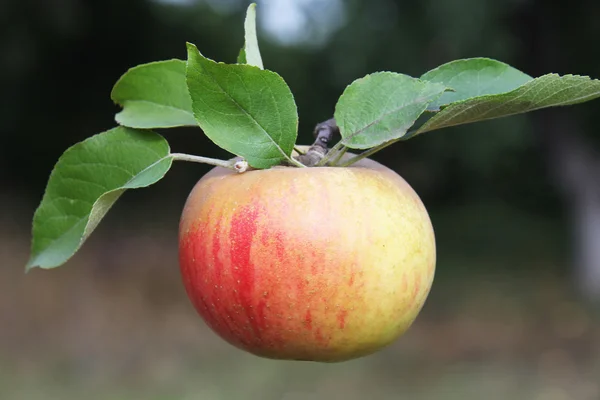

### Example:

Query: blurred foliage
xmin=2 ymin=0 xmax=599 ymax=209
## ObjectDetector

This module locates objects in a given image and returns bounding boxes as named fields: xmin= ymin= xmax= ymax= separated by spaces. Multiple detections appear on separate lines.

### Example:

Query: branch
xmin=296 ymin=118 xmax=340 ymax=167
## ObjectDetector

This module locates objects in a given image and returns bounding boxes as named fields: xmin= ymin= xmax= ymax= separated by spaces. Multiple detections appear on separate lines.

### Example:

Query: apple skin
xmin=178 ymin=155 xmax=436 ymax=362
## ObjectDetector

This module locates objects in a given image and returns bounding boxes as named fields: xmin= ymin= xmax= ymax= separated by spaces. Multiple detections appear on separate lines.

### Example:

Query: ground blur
xmin=2 ymin=195 xmax=598 ymax=400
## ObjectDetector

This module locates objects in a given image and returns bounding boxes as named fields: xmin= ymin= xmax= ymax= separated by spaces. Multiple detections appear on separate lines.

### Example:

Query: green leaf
xmin=421 ymin=58 xmax=533 ymax=110
xmin=334 ymin=72 xmax=448 ymax=149
xmin=414 ymin=74 xmax=600 ymax=136
xmin=186 ymin=42 xmax=298 ymax=169
xmin=240 ymin=3 xmax=263 ymax=69
xmin=26 ymin=127 xmax=173 ymax=270
xmin=111 ymin=60 xmax=196 ymax=128
xmin=237 ymin=47 xmax=247 ymax=64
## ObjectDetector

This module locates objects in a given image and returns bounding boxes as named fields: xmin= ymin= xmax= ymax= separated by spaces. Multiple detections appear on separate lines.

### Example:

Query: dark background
xmin=1 ymin=0 xmax=600 ymax=398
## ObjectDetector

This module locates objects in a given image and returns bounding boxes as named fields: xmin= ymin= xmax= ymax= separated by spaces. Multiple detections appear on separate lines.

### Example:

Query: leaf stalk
xmin=171 ymin=153 xmax=249 ymax=173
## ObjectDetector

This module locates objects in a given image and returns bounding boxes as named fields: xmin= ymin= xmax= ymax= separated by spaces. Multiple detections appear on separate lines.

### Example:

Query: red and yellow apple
xmin=178 ymin=154 xmax=436 ymax=362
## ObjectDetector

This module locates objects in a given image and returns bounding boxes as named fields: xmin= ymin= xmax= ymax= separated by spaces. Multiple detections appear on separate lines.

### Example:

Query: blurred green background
xmin=2 ymin=0 xmax=600 ymax=399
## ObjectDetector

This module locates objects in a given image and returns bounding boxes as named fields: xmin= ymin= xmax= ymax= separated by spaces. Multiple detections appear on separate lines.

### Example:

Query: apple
xmin=178 ymin=152 xmax=436 ymax=362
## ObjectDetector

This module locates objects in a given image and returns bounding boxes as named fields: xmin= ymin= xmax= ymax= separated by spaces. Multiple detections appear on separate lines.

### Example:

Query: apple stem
xmin=296 ymin=118 xmax=340 ymax=167
xmin=171 ymin=153 xmax=249 ymax=173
